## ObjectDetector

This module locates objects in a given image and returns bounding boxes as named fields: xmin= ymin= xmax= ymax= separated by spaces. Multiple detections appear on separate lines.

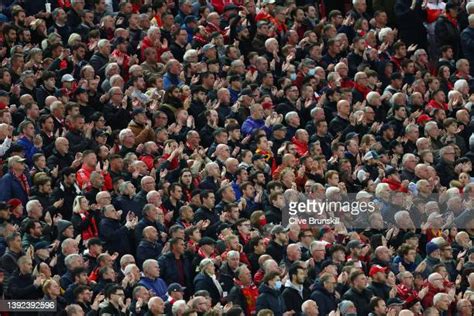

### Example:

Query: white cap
xmin=61 ymin=74 xmax=74 ymax=82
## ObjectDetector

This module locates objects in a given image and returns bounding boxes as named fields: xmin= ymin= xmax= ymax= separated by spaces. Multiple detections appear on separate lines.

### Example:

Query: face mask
xmin=290 ymin=73 xmax=297 ymax=81
xmin=275 ymin=280 xmax=282 ymax=290
xmin=259 ymin=217 xmax=267 ymax=227
xmin=308 ymin=68 xmax=315 ymax=77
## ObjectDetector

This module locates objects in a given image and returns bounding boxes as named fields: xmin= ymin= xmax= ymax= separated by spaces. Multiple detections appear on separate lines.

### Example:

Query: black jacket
xmin=65 ymin=129 xmax=92 ymax=155
xmin=266 ymin=240 xmax=287 ymax=264
xmin=89 ymin=52 xmax=109 ymax=78
xmin=256 ymin=284 xmax=286 ymax=316
xmin=310 ymin=282 xmax=338 ymax=316
xmin=7 ymin=271 xmax=43 ymax=300
xmin=103 ymin=103 xmax=131 ymax=131
xmin=98 ymin=217 xmax=133 ymax=257
xmin=158 ymin=252 xmax=193 ymax=296
xmin=46 ymin=149 xmax=74 ymax=171
xmin=367 ymin=281 xmax=391 ymax=301
xmin=194 ymin=272 xmax=223 ymax=305
xmin=281 ymin=283 xmax=310 ymax=316
xmin=341 ymin=287 xmax=374 ymax=316
xmin=136 ymin=240 xmax=163 ymax=269
xmin=435 ymin=15 xmax=461 ymax=58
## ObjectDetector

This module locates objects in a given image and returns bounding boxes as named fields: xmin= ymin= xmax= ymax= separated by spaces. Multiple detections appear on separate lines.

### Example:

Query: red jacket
xmin=76 ymin=164 xmax=113 ymax=191
xmin=291 ymin=136 xmax=308 ymax=157
xmin=140 ymin=36 xmax=168 ymax=62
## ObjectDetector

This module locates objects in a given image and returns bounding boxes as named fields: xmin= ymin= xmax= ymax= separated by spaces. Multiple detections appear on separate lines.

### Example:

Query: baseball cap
xmin=347 ymin=239 xmax=364 ymax=250
xmin=363 ymin=150 xmax=379 ymax=161
xmin=272 ymin=124 xmax=287 ymax=131
xmin=256 ymin=20 xmax=269 ymax=28
xmin=356 ymin=190 xmax=372 ymax=200
xmin=132 ymin=108 xmax=146 ymax=116
xmin=252 ymin=154 xmax=265 ymax=162
xmin=271 ymin=224 xmax=289 ymax=235
xmin=202 ymin=43 xmax=216 ymax=53
xmin=34 ymin=241 xmax=50 ymax=250
xmin=61 ymin=74 xmax=74 ymax=82
xmin=345 ymin=132 xmax=359 ymax=141
xmin=319 ymin=225 xmax=333 ymax=238
xmin=426 ymin=241 xmax=440 ymax=256
xmin=224 ymin=4 xmax=239 ymax=11
xmin=416 ymin=114 xmax=432 ymax=125
xmin=87 ymin=237 xmax=105 ymax=247
xmin=384 ymin=166 xmax=398 ymax=177
xmin=168 ymin=283 xmax=185 ymax=294
xmin=369 ymin=264 xmax=388 ymax=277
xmin=8 ymin=156 xmax=26 ymax=168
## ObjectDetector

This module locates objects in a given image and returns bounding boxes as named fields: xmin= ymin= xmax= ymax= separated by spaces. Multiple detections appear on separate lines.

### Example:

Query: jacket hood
xmin=258 ymin=283 xmax=279 ymax=296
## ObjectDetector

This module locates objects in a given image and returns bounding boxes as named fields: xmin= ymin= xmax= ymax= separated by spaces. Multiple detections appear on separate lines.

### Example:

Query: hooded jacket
xmin=256 ymin=284 xmax=286 ymax=316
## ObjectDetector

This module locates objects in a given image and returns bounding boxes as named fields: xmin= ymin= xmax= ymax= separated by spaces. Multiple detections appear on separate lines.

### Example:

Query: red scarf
xmin=198 ymin=247 xmax=216 ymax=260
xmin=446 ymin=13 xmax=458 ymax=28
xmin=80 ymin=211 xmax=98 ymax=241
xmin=234 ymin=278 xmax=259 ymax=315
xmin=15 ymin=172 xmax=30 ymax=195
xmin=354 ymin=83 xmax=371 ymax=98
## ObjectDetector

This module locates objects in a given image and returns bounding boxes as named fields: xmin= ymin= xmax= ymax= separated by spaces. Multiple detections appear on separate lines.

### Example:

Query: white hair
xmin=119 ymin=128 xmax=133 ymax=143
xmin=378 ymin=27 xmax=392 ymax=42
xmin=26 ymin=200 xmax=40 ymax=214
xmin=123 ymin=263 xmax=138 ymax=275
xmin=183 ymin=49 xmax=198 ymax=62
xmin=366 ymin=91 xmax=380 ymax=104
xmin=172 ymin=300 xmax=187 ymax=316
xmin=454 ymin=79 xmax=468 ymax=92
xmin=147 ymin=26 xmax=160 ymax=37
xmin=433 ymin=293 xmax=449 ymax=306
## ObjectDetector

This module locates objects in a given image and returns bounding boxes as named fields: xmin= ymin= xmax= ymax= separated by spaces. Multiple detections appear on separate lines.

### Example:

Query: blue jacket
xmin=138 ymin=277 xmax=168 ymax=300
xmin=163 ymin=72 xmax=184 ymax=90
xmin=241 ymin=117 xmax=271 ymax=137
xmin=16 ymin=136 xmax=40 ymax=166
xmin=310 ymin=282 xmax=337 ymax=316
xmin=0 ymin=171 xmax=31 ymax=206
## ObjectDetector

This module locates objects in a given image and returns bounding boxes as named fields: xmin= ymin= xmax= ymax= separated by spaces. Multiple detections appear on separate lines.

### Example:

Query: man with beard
xmin=310 ymin=272 xmax=338 ymax=316
xmin=282 ymin=263 xmax=310 ymax=315
xmin=188 ymin=86 xmax=208 ymax=130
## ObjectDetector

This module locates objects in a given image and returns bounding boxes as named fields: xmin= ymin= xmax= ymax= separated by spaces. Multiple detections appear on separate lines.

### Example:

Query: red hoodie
xmin=140 ymin=36 xmax=168 ymax=62
xmin=76 ymin=164 xmax=113 ymax=191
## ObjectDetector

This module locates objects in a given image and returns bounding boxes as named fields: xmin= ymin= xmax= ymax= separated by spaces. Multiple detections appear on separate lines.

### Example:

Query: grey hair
xmin=97 ymin=39 xmax=110 ymax=49
xmin=433 ymin=292 xmax=449 ymax=306
xmin=227 ymin=250 xmax=240 ymax=259
xmin=143 ymin=259 xmax=158 ymax=274
xmin=64 ymin=253 xmax=81 ymax=269
xmin=285 ymin=111 xmax=298 ymax=123
xmin=119 ymin=128 xmax=133 ymax=143
xmin=26 ymin=200 xmax=40 ymax=214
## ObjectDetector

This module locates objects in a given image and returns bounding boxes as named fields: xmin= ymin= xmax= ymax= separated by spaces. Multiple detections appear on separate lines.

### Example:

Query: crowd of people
xmin=0 ymin=0 xmax=473 ymax=315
